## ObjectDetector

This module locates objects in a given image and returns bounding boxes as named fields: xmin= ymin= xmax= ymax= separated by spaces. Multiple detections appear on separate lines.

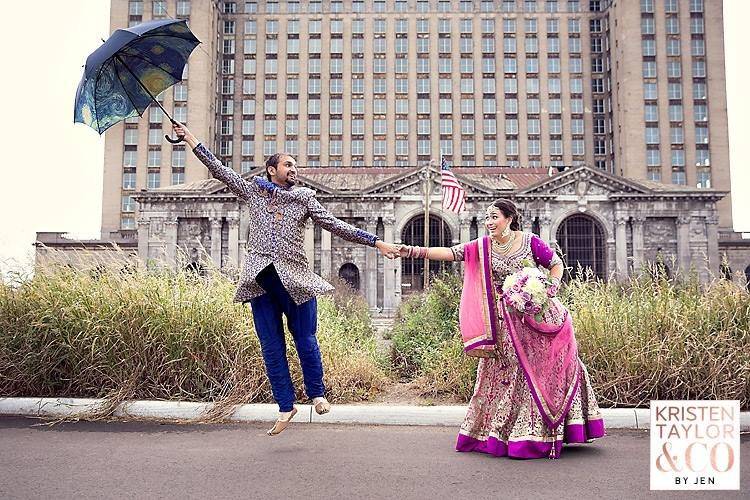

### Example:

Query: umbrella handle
xmin=165 ymin=133 xmax=184 ymax=144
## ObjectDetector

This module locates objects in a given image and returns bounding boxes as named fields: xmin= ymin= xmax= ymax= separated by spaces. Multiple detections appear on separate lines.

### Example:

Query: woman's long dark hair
xmin=490 ymin=198 xmax=522 ymax=231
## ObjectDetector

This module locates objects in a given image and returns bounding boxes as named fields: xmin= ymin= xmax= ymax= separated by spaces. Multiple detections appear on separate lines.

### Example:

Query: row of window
xmin=640 ymin=0 xmax=704 ymax=14
xmin=220 ymin=116 xmax=593 ymax=136
xmin=233 ymin=37 xmax=591 ymax=57
xmin=229 ymin=56 xmax=588 ymax=76
xmin=122 ymin=168 xmax=185 ymax=192
xmin=642 ymin=38 xmax=706 ymax=57
xmin=643 ymin=148 xmax=710 ymax=165
xmin=236 ymin=17 xmax=589 ymax=36
xmin=232 ymin=36 xmax=589 ymax=56
xmin=129 ymin=0 xmax=191 ymax=16
xmin=219 ymin=96 xmax=594 ymax=115
xmin=217 ymin=138 xmax=589 ymax=156
xmin=123 ymin=147 xmax=187 ymax=167
xmin=226 ymin=76 xmax=588 ymax=95
xmin=644 ymin=102 xmax=709 ymax=121
xmin=644 ymin=125 xmax=710 ymax=144
xmin=642 ymin=59 xmax=706 ymax=79
xmin=641 ymin=16 xmax=705 ymax=36
xmin=228 ymin=0 xmax=597 ymax=15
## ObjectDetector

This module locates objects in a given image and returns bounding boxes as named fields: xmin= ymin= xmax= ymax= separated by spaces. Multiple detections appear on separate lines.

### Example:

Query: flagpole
xmin=423 ymin=156 xmax=433 ymax=290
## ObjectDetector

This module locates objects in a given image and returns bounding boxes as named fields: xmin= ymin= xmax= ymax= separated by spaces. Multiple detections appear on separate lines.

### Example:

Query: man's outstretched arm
xmin=172 ymin=122 xmax=255 ymax=201
xmin=307 ymin=197 xmax=401 ymax=259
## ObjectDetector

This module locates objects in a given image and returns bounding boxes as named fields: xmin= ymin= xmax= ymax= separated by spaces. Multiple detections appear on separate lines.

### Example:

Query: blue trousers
xmin=249 ymin=265 xmax=325 ymax=412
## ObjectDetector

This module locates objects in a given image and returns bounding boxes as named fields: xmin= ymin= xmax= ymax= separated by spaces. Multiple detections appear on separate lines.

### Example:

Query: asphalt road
xmin=0 ymin=417 xmax=746 ymax=500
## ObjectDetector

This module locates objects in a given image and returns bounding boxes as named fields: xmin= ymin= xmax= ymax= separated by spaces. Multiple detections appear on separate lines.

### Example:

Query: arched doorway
xmin=338 ymin=263 xmax=360 ymax=291
xmin=401 ymin=214 xmax=453 ymax=293
xmin=556 ymin=214 xmax=607 ymax=280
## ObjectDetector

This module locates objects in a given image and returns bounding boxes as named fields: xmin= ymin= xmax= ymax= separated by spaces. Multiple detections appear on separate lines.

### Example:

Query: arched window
xmin=556 ymin=214 xmax=607 ymax=280
xmin=401 ymin=214 xmax=453 ymax=293
xmin=338 ymin=263 xmax=360 ymax=291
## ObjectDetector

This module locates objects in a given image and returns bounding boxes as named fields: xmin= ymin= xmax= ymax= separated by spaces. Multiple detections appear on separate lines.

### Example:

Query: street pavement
xmin=0 ymin=417 xmax=747 ymax=499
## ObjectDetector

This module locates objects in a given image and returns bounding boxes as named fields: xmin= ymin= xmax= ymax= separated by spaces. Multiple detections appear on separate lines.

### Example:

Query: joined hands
xmin=375 ymin=241 xmax=403 ymax=260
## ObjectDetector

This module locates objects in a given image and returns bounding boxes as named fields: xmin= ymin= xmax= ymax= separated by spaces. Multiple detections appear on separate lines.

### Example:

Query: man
xmin=172 ymin=122 xmax=401 ymax=435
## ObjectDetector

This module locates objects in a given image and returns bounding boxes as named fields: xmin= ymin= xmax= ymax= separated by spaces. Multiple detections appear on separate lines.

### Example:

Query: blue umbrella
xmin=74 ymin=19 xmax=200 ymax=143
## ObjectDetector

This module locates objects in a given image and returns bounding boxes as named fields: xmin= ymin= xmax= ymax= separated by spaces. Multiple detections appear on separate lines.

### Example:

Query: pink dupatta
xmin=459 ymin=235 xmax=581 ymax=429
xmin=459 ymin=237 xmax=499 ymax=357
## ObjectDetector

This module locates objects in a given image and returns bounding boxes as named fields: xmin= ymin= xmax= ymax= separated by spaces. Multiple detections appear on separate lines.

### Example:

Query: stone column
xmin=382 ymin=216 xmax=398 ymax=315
xmin=320 ymin=229 xmax=332 ymax=280
xmin=210 ymin=217 xmax=222 ymax=268
xmin=540 ymin=214 xmax=552 ymax=243
xmin=304 ymin=220 xmax=315 ymax=268
xmin=165 ymin=218 xmax=179 ymax=269
xmin=458 ymin=213 xmax=472 ymax=244
xmin=522 ymin=210 xmax=535 ymax=233
xmin=632 ymin=216 xmax=645 ymax=271
xmin=614 ymin=215 xmax=628 ymax=279
xmin=228 ymin=216 xmax=240 ymax=268
xmin=676 ymin=215 xmax=692 ymax=273
xmin=365 ymin=217 xmax=379 ymax=310
xmin=706 ymin=214 xmax=720 ymax=277
xmin=137 ymin=217 xmax=150 ymax=268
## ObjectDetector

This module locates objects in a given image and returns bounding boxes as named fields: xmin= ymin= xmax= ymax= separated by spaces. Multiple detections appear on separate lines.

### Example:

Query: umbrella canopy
xmin=74 ymin=19 xmax=200 ymax=134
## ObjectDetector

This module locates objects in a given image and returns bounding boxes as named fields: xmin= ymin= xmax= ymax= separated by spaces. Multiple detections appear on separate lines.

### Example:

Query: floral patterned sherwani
xmin=193 ymin=143 xmax=378 ymax=304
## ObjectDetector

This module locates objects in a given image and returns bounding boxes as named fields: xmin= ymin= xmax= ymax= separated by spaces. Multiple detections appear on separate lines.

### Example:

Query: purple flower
xmin=520 ymin=291 xmax=531 ymax=302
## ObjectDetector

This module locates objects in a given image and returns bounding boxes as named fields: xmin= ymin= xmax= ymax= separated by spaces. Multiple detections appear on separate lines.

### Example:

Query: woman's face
xmin=485 ymin=207 xmax=512 ymax=239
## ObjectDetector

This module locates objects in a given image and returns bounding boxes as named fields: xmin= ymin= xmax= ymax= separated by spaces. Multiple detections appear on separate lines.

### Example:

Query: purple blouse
xmin=530 ymin=234 xmax=562 ymax=269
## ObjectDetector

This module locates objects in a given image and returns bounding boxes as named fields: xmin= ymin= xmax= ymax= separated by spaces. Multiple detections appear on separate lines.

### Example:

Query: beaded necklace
xmin=492 ymin=231 xmax=517 ymax=254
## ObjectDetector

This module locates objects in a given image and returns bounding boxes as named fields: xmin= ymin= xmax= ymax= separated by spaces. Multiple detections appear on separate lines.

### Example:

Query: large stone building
xmin=38 ymin=0 xmax=749 ymax=311
xmin=127 ymin=163 xmax=727 ymax=314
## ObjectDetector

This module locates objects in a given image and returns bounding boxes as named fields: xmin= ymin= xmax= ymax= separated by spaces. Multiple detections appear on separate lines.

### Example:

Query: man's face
xmin=269 ymin=155 xmax=298 ymax=187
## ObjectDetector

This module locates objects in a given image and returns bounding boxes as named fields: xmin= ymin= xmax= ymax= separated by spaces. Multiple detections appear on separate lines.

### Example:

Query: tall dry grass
xmin=390 ymin=269 xmax=750 ymax=408
xmin=0 ymin=254 xmax=387 ymax=419
xmin=567 ymin=268 xmax=750 ymax=408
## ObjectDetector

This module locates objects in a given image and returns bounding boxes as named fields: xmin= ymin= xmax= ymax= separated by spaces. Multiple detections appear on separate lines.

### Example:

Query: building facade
xmin=130 ymin=164 xmax=726 ymax=314
xmin=38 ymin=0 xmax=746 ymax=312
xmin=103 ymin=0 xmax=733 ymax=237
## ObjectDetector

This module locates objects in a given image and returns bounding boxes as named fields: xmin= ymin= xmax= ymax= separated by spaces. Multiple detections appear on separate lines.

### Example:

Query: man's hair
xmin=265 ymin=152 xmax=294 ymax=180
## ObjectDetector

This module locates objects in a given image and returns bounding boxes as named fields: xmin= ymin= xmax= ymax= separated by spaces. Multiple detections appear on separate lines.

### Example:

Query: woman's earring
xmin=501 ymin=224 xmax=511 ymax=238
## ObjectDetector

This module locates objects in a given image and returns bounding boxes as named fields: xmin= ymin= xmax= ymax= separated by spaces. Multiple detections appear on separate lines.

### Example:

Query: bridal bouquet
xmin=501 ymin=262 xmax=558 ymax=320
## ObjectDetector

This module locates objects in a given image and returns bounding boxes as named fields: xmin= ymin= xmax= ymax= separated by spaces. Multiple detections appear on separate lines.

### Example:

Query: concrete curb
xmin=1 ymin=398 xmax=748 ymax=430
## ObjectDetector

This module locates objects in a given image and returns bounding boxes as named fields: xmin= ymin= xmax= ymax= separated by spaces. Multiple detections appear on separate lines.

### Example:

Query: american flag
xmin=439 ymin=155 xmax=466 ymax=213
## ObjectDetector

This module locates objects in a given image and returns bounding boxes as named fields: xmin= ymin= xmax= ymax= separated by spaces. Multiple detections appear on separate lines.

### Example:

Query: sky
xmin=0 ymin=0 xmax=748 ymax=276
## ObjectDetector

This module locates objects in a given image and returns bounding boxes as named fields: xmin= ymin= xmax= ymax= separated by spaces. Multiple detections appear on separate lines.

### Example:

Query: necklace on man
xmin=493 ymin=230 xmax=516 ymax=254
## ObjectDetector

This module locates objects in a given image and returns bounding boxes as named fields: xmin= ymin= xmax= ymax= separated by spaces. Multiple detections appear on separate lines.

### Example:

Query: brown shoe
xmin=267 ymin=407 xmax=298 ymax=436
xmin=313 ymin=398 xmax=331 ymax=415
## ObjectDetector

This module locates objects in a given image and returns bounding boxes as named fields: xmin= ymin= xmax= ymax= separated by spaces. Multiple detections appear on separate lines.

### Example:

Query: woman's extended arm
xmin=398 ymin=245 xmax=456 ymax=261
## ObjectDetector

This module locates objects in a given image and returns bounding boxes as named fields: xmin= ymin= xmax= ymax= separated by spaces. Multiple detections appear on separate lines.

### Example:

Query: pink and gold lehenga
xmin=452 ymin=233 xmax=605 ymax=459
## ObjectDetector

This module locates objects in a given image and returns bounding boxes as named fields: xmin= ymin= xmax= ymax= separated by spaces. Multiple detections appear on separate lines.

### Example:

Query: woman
xmin=400 ymin=199 xmax=604 ymax=459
